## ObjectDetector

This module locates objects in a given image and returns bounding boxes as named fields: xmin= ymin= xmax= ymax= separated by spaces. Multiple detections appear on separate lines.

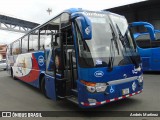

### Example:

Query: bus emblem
xmin=94 ymin=71 xmax=104 ymax=77
xmin=132 ymin=82 xmax=136 ymax=91
xmin=38 ymin=56 xmax=44 ymax=66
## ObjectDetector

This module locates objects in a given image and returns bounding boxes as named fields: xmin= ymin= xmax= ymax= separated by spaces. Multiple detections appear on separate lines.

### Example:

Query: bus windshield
xmin=76 ymin=12 xmax=140 ymax=68
xmin=109 ymin=14 xmax=141 ymax=68
xmin=109 ymin=13 xmax=136 ymax=52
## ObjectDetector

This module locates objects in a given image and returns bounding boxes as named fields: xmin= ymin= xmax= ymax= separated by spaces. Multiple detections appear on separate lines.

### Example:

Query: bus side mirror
xmin=144 ymin=25 xmax=156 ymax=41
xmin=75 ymin=16 xmax=92 ymax=40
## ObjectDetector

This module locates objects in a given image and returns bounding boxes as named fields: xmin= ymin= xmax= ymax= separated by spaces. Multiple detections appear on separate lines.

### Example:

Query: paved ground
xmin=0 ymin=70 xmax=159 ymax=120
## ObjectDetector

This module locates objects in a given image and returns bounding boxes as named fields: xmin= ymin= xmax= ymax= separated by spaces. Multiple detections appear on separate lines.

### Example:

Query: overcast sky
xmin=0 ymin=0 xmax=146 ymax=44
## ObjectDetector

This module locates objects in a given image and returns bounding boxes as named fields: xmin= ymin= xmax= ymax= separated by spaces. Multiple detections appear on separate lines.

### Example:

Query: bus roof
xmin=9 ymin=8 xmax=82 ymax=44
xmin=27 ymin=8 xmax=81 ymax=34
xmin=9 ymin=8 xmax=122 ymax=45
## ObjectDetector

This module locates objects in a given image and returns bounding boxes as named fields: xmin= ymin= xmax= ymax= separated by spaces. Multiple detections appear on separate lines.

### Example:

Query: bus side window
xmin=39 ymin=30 xmax=52 ymax=50
xmin=29 ymin=30 xmax=39 ymax=52
xmin=136 ymin=34 xmax=151 ymax=48
xmin=22 ymin=35 xmax=29 ymax=53
xmin=54 ymin=34 xmax=60 ymax=47
xmin=12 ymin=40 xmax=21 ymax=55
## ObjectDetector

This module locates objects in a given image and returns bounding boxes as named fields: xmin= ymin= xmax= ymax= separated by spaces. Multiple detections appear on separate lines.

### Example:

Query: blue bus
xmin=6 ymin=8 xmax=143 ymax=108
xmin=130 ymin=22 xmax=160 ymax=71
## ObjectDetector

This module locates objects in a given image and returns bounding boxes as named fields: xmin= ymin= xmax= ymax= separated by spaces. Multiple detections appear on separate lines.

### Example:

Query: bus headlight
xmin=95 ymin=83 xmax=108 ymax=92
xmin=81 ymin=80 xmax=108 ymax=93
xmin=87 ymin=86 xmax=96 ymax=93
xmin=137 ymin=75 xmax=143 ymax=83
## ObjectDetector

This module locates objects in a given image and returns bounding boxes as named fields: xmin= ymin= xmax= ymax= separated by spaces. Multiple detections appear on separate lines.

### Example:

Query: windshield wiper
xmin=115 ymin=24 xmax=139 ymax=68
xmin=107 ymin=24 xmax=119 ymax=72
xmin=108 ymin=38 xmax=114 ymax=71
xmin=110 ymin=24 xmax=120 ymax=55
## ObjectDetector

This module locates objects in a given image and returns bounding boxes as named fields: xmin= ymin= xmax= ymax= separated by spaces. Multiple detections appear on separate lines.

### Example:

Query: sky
xmin=0 ymin=0 xmax=147 ymax=44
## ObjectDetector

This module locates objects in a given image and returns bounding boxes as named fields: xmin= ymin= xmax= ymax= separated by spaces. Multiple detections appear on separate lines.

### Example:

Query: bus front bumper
xmin=80 ymin=89 xmax=143 ymax=107
xmin=77 ymin=79 xmax=143 ymax=108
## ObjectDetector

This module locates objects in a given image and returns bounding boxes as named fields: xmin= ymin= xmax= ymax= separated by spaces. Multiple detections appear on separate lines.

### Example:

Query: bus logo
xmin=38 ymin=56 xmax=44 ymax=66
xmin=132 ymin=82 xmax=136 ymax=91
xmin=94 ymin=71 xmax=104 ymax=77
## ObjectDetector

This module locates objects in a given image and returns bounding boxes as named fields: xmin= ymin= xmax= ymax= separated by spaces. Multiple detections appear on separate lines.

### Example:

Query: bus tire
xmin=11 ymin=68 xmax=16 ymax=80
xmin=40 ymin=76 xmax=49 ymax=99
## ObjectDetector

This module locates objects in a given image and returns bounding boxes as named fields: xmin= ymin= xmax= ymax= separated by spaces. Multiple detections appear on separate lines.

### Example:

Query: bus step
xmin=67 ymin=96 xmax=78 ymax=104
xmin=71 ymin=89 xmax=78 ymax=96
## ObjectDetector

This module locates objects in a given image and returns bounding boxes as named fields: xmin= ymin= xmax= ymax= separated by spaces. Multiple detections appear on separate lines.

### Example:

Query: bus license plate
xmin=122 ymin=88 xmax=129 ymax=95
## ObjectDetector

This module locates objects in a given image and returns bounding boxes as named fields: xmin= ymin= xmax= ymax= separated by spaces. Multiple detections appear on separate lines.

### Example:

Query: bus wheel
xmin=41 ymin=77 xmax=49 ymax=99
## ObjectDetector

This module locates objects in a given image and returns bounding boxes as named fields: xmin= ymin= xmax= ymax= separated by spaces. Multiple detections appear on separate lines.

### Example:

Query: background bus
xmin=6 ymin=8 xmax=143 ymax=108
xmin=130 ymin=22 xmax=160 ymax=71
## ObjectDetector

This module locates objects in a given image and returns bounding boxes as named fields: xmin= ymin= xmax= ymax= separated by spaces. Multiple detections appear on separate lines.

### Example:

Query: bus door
xmin=44 ymin=13 xmax=78 ymax=101
xmin=44 ymin=32 xmax=57 ymax=100
xmin=59 ymin=13 xmax=78 ymax=103
xmin=62 ymin=29 xmax=78 ymax=98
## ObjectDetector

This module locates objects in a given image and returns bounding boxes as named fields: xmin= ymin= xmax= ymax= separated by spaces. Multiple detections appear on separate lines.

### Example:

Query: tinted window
xmin=155 ymin=32 xmax=160 ymax=39
xmin=136 ymin=34 xmax=151 ymax=48
xmin=12 ymin=40 xmax=20 ymax=55
xmin=39 ymin=17 xmax=60 ymax=50
xmin=29 ymin=30 xmax=39 ymax=51
xmin=22 ymin=36 xmax=28 ymax=53
xmin=40 ymin=30 xmax=52 ymax=50
xmin=136 ymin=34 xmax=150 ymax=40
xmin=61 ymin=13 xmax=70 ymax=28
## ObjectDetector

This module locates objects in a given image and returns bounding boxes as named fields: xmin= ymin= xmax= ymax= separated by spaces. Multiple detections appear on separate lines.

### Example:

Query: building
xmin=0 ymin=44 xmax=7 ymax=60
xmin=106 ymin=0 xmax=160 ymax=32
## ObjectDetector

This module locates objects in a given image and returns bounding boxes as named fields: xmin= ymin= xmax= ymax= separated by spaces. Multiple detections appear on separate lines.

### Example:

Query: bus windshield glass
xmin=76 ymin=12 xmax=138 ymax=68
xmin=109 ymin=13 xmax=137 ymax=52
xmin=109 ymin=14 xmax=141 ymax=67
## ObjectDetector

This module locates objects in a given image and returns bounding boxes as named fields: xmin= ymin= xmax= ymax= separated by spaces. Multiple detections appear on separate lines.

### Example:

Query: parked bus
xmin=6 ymin=8 xmax=143 ymax=108
xmin=130 ymin=22 xmax=160 ymax=71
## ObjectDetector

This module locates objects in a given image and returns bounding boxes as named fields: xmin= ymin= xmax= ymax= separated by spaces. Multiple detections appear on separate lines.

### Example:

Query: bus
xmin=130 ymin=21 xmax=160 ymax=71
xmin=6 ymin=8 xmax=143 ymax=108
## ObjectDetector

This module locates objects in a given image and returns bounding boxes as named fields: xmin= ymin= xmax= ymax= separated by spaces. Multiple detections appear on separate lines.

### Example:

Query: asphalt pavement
xmin=0 ymin=70 xmax=159 ymax=120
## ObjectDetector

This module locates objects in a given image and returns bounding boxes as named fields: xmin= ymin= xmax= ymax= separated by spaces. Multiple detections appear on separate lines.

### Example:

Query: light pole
xmin=46 ymin=8 xmax=52 ymax=15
